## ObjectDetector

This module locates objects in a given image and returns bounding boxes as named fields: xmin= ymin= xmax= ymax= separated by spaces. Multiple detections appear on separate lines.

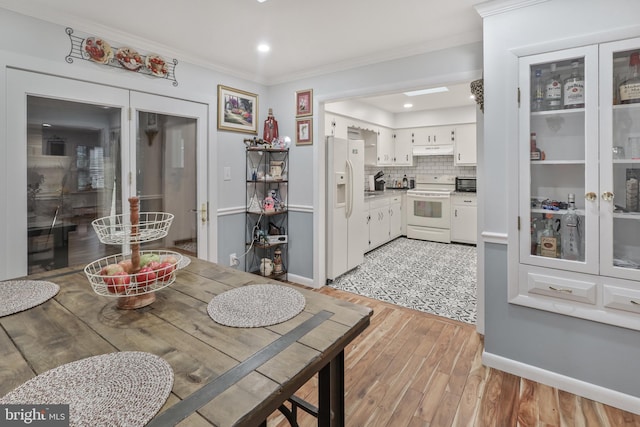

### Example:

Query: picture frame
xmin=296 ymin=118 xmax=313 ymax=145
xmin=217 ymin=85 xmax=258 ymax=134
xmin=295 ymin=89 xmax=313 ymax=117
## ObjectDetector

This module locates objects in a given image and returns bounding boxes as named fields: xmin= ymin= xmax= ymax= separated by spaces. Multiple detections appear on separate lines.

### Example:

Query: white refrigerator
xmin=327 ymin=136 xmax=365 ymax=281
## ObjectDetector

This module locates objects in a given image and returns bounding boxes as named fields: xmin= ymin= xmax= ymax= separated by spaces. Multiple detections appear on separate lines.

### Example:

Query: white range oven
xmin=406 ymin=175 xmax=455 ymax=243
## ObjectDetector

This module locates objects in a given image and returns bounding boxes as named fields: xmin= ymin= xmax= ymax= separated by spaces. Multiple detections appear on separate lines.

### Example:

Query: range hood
xmin=412 ymin=144 xmax=454 ymax=156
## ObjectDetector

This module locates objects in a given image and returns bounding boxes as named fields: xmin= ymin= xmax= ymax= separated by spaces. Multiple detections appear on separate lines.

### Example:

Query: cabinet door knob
xmin=585 ymin=192 xmax=597 ymax=201
xmin=601 ymin=191 xmax=614 ymax=201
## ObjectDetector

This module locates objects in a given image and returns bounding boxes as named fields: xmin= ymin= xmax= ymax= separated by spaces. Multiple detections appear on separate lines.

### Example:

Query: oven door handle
xmin=408 ymin=193 xmax=450 ymax=199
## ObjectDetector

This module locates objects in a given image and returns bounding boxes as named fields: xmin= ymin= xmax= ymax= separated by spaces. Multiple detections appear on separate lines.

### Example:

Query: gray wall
xmin=485 ymin=243 xmax=640 ymax=397
xmin=481 ymin=0 xmax=640 ymax=398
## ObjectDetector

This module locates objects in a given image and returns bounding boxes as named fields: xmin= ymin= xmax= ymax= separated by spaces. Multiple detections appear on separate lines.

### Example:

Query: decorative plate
xmin=115 ymin=47 xmax=144 ymax=71
xmin=83 ymin=37 xmax=113 ymax=64
xmin=145 ymin=54 xmax=168 ymax=77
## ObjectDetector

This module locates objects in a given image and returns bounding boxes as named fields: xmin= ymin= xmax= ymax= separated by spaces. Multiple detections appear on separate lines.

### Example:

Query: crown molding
xmin=474 ymin=0 xmax=550 ymax=18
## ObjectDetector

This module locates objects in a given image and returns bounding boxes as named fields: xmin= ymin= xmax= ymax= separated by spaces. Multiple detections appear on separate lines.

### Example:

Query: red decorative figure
xmin=263 ymin=108 xmax=279 ymax=143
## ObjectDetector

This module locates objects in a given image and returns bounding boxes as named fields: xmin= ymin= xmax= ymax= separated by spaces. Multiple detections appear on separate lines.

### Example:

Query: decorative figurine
xmin=263 ymin=195 xmax=275 ymax=212
xmin=273 ymin=248 xmax=283 ymax=274
xmin=260 ymin=258 xmax=273 ymax=276
xmin=263 ymin=108 xmax=279 ymax=144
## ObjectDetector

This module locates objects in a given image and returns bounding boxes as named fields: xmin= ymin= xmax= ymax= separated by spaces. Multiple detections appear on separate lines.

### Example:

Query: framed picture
xmin=295 ymin=89 xmax=313 ymax=117
xmin=217 ymin=85 xmax=258 ymax=134
xmin=296 ymin=118 xmax=313 ymax=145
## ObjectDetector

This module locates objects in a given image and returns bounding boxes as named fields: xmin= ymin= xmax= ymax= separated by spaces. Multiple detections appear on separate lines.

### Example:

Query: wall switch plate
xmin=224 ymin=167 xmax=231 ymax=181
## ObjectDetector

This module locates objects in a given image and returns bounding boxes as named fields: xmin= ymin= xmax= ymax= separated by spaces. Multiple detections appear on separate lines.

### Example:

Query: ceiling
xmin=0 ymin=0 xmax=484 ymax=112
xmin=356 ymin=82 xmax=478 ymax=113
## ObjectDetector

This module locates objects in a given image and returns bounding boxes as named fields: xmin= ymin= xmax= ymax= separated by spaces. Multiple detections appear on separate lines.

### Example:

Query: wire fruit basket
xmin=85 ymin=197 xmax=184 ymax=309
xmin=84 ymin=249 xmax=184 ymax=297
xmin=91 ymin=212 xmax=174 ymax=245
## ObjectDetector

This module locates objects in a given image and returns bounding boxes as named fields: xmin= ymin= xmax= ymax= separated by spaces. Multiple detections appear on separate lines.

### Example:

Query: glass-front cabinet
xmin=601 ymin=38 xmax=640 ymax=282
xmin=514 ymin=39 xmax=640 ymax=330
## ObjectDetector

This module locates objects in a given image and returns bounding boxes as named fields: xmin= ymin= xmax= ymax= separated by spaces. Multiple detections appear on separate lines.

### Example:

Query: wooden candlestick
xmin=117 ymin=196 xmax=156 ymax=309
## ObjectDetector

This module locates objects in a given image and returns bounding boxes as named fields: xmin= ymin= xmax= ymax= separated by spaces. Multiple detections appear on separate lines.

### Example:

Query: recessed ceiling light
xmin=42 ymin=123 xmax=52 ymax=127
xmin=403 ymin=103 xmax=413 ymax=109
xmin=257 ymin=43 xmax=270 ymax=53
xmin=403 ymin=87 xmax=449 ymax=97
xmin=257 ymin=0 xmax=267 ymax=2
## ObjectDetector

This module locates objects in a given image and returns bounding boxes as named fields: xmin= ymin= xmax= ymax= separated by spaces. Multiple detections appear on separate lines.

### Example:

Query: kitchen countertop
xmin=364 ymin=189 xmax=408 ymax=200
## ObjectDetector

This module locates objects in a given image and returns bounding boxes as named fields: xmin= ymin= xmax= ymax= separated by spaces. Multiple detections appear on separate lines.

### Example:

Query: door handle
xmin=601 ymin=191 xmax=614 ymax=202
xmin=190 ymin=203 xmax=208 ymax=223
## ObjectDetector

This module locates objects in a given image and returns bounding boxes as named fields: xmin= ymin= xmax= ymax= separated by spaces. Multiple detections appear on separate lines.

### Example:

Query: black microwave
xmin=455 ymin=177 xmax=477 ymax=192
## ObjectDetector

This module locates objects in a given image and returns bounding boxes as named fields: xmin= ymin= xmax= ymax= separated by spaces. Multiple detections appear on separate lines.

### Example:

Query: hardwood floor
xmin=269 ymin=286 xmax=640 ymax=427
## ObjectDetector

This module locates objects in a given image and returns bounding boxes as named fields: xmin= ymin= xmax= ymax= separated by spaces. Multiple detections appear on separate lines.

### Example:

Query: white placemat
xmin=0 ymin=351 xmax=173 ymax=427
xmin=0 ymin=280 xmax=59 ymax=317
xmin=208 ymin=284 xmax=306 ymax=328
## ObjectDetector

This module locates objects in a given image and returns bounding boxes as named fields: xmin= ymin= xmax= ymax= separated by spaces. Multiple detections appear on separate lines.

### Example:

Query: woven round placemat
xmin=0 ymin=351 xmax=173 ymax=427
xmin=0 ymin=280 xmax=59 ymax=318
xmin=208 ymin=284 xmax=306 ymax=328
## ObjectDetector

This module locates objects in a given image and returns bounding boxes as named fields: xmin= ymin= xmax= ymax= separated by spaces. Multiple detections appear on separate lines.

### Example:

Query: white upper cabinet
xmin=376 ymin=126 xmax=394 ymax=166
xmin=454 ymin=123 xmax=477 ymax=166
xmin=324 ymin=113 xmax=348 ymax=140
xmin=393 ymin=129 xmax=413 ymax=166
xmin=413 ymin=125 xmax=455 ymax=145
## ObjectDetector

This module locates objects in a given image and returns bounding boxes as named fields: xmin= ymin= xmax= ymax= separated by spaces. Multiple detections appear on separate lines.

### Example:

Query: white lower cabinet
xmin=368 ymin=198 xmax=390 ymax=250
xmin=514 ymin=265 xmax=640 ymax=331
xmin=389 ymin=196 xmax=402 ymax=240
xmin=365 ymin=194 xmax=404 ymax=252
xmin=451 ymin=194 xmax=477 ymax=244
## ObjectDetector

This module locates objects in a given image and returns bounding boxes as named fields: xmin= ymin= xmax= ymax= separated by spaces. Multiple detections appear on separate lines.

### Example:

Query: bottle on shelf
xmin=537 ymin=214 xmax=561 ymax=258
xmin=402 ymin=174 xmax=408 ymax=188
xmin=545 ymin=63 xmax=562 ymax=110
xmin=561 ymin=193 xmax=581 ymax=261
xmin=532 ymin=68 xmax=544 ymax=112
xmin=563 ymin=61 xmax=585 ymax=109
xmin=619 ymin=52 xmax=640 ymax=104
xmin=530 ymin=132 xmax=544 ymax=160
xmin=530 ymin=217 xmax=540 ymax=255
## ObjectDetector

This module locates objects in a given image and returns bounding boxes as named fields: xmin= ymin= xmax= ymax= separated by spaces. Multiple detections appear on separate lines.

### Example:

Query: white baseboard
xmin=482 ymin=351 xmax=640 ymax=415
xmin=287 ymin=273 xmax=318 ymax=288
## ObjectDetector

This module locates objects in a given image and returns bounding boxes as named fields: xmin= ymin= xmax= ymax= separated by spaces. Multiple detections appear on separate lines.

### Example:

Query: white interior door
xmin=3 ymin=70 xmax=210 ymax=280
xmin=5 ymin=69 xmax=130 ymax=279
xmin=128 ymin=92 xmax=209 ymax=259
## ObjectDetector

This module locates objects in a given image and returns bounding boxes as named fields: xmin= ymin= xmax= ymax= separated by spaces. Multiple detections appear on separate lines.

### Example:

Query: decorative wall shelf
xmin=65 ymin=27 xmax=179 ymax=86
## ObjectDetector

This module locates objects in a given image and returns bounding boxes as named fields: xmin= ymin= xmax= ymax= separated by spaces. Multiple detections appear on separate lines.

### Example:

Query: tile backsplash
xmin=365 ymin=156 xmax=476 ymax=190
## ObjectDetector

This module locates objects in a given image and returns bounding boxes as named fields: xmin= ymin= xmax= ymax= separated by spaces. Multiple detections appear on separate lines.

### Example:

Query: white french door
xmin=128 ymin=92 xmax=209 ymax=259
xmin=4 ymin=69 xmax=209 ymax=279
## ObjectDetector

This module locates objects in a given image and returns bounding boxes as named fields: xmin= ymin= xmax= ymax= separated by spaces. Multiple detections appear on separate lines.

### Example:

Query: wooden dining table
xmin=0 ymin=257 xmax=372 ymax=426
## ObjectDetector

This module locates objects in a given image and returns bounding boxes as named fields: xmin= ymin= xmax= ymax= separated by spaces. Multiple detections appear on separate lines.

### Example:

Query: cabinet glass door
xmin=600 ymin=38 xmax=640 ymax=281
xmin=519 ymin=46 xmax=599 ymax=274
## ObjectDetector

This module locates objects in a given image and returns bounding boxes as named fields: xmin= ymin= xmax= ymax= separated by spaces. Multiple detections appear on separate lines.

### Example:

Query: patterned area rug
xmin=330 ymin=237 xmax=477 ymax=324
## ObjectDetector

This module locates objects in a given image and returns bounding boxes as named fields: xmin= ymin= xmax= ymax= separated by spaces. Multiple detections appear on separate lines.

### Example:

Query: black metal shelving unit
xmin=245 ymin=147 xmax=289 ymax=281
